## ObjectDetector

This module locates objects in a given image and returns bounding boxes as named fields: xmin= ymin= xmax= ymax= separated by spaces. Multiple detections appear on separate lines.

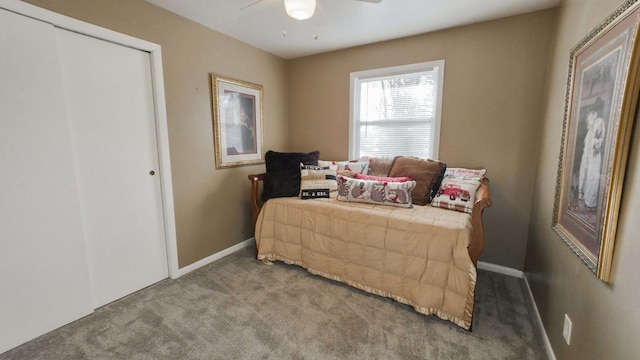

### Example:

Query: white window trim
xmin=349 ymin=60 xmax=445 ymax=160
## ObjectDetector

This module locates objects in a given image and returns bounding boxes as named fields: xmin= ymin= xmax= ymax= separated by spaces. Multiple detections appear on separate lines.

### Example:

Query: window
xmin=349 ymin=60 xmax=444 ymax=160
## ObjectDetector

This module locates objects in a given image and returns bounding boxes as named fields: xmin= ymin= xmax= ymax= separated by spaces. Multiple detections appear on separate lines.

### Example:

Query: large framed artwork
xmin=211 ymin=74 xmax=264 ymax=168
xmin=553 ymin=0 xmax=640 ymax=282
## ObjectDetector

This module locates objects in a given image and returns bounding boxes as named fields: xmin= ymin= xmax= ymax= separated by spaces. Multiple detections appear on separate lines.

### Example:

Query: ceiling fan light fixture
xmin=284 ymin=0 xmax=316 ymax=20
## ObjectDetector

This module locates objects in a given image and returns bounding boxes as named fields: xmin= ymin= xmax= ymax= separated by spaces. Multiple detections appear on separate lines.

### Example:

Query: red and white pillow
xmin=318 ymin=160 xmax=369 ymax=175
xmin=431 ymin=168 xmax=486 ymax=213
xmin=354 ymin=173 xmax=413 ymax=183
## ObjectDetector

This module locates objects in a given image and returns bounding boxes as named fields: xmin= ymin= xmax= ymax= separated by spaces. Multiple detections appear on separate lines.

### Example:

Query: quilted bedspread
xmin=255 ymin=195 xmax=478 ymax=330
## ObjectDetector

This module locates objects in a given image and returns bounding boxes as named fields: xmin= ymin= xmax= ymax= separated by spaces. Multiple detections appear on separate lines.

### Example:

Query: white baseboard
xmin=477 ymin=261 xmax=524 ymax=278
xmin=522 ymin=274 xmax=556 ymax=360
xmin=478 ymin=261 xmax=556 ymax=360
xmin=171 ymin=238 xmax=254 ymax=279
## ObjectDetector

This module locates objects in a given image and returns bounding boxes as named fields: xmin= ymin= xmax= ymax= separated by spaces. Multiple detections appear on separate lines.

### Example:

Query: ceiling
xmin=146 ymin=0 xmax=560 ymax=59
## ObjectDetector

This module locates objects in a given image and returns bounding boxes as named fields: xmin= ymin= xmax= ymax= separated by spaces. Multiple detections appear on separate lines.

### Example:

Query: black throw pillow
xmin=430 ymin=162 xmax=447 ymax=202
xmin=262 ymin=150 xmax=319 ymax=202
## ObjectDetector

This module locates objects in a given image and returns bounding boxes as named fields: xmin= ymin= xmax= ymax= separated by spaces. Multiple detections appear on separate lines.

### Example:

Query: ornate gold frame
xmin=211 ymin=74 xmax=264 ymax=168
xmin=552 ymin=0 xmax=640 ymax=282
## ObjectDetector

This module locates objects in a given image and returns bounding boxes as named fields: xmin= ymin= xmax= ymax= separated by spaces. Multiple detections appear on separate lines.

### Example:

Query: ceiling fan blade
xmin=312 ymin=1 xmax=331 ymax=26
xmin=240 ymin=0 xmax=263 ymax=11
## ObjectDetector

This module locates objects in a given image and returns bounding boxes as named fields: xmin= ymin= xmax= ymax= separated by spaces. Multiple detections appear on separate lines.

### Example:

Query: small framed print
xmin=211 ymin=74 xmax=264 ymax=168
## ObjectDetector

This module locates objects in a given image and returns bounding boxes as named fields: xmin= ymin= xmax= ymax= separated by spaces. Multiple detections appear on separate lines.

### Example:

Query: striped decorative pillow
xmin=299 ymin=164 xmax=337 ymax=199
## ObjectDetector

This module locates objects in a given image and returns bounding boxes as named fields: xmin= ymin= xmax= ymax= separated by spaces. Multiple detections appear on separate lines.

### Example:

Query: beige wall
xmin=527 ymin=0 xmax=640 ymax=359
xmin=19 ymin=1 xmax=640 ymax=358
xmin=288 ymin=10 xmax=557 ymax=269
xmin=25 ymin=0 xmax=289 ymax=268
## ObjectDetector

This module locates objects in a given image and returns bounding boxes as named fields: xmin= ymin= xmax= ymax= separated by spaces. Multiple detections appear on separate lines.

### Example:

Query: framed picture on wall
xmin=211 ymin=74 xmax=264 ymax=168
xmin=552 ymin=0 xmax=640 ymax=282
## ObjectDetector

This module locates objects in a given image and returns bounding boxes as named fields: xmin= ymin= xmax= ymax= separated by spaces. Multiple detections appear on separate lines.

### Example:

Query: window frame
xmin=348 ymin=60 xmax=445 ymax=160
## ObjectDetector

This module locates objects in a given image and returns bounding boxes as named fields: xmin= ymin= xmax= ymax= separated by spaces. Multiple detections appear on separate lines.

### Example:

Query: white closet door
xmin=56 ymin=29 xmax=169 ymax=308
xmin=0 ymin=9 xmax=93 ymax=353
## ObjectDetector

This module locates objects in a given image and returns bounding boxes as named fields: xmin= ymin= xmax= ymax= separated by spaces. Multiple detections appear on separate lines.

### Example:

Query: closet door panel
xmin=56 ymin=29 xmax=169 ymax=308
xmin=0 ymin=9 xmax=93 ymax=353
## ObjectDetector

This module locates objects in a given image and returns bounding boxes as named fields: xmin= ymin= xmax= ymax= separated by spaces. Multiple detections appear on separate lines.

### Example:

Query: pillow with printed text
xmin=431 ymin=168 xmax=486 ymax=213
xmin=299 ymin=164 xmax=338 ymax=199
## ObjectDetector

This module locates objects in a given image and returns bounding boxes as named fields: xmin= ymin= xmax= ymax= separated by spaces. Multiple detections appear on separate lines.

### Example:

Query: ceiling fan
xmin=242 ymin=0 xmax=383 ymax=21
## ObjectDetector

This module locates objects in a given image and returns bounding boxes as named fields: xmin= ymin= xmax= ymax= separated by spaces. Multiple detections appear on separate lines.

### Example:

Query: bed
xmin=248 ymin=173 xmax=491 ymax=330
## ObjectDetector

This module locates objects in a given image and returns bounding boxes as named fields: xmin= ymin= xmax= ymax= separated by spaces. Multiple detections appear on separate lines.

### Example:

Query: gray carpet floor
xmin=0 ymin=246 xmax=547 ymax=360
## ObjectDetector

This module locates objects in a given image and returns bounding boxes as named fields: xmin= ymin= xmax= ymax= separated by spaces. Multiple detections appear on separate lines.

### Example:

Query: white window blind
xmin=350 ymin=60 xmax=444 ymax=160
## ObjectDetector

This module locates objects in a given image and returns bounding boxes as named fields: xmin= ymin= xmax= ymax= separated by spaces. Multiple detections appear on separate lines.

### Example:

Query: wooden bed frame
xmin=248 ymin=174 xmax=492 ymax=266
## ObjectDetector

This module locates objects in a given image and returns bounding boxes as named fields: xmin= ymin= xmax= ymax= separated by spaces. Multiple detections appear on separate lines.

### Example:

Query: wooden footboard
xmin=248 ymin=174 xmax=492 ymax=266
xmin=469 ymin=178 xmax=492 ymax=266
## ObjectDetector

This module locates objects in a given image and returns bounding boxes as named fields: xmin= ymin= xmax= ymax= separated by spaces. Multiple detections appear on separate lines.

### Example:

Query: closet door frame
xmin=0 ymin=0 xmax=180 ymax=279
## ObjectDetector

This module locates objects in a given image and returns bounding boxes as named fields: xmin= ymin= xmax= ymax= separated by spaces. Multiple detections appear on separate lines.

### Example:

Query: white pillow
xmin=300 ymin=164 xmax=337 ymax=199
xmin=336 ymin=175 xmax=416 ymax=208
xmin=431 ymin=168 xmax=486 ymax=213
xmin=318 ymin=160 xmax=369 ymax=175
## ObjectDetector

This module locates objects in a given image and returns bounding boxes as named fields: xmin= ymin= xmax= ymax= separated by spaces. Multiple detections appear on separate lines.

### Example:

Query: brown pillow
xmin=388 ymin=156 xmax=446 ymax=205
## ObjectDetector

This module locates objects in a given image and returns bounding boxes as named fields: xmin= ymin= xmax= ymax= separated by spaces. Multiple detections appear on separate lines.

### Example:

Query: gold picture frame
xmin=211 ymin=74 xmax=264 ymax=168
xmin=553 ymin=0 xmax=640 ymax=282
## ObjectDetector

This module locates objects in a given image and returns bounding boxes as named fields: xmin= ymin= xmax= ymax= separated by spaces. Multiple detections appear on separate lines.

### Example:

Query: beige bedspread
xmin=255 ymin=195 xmax=477 ymax=330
